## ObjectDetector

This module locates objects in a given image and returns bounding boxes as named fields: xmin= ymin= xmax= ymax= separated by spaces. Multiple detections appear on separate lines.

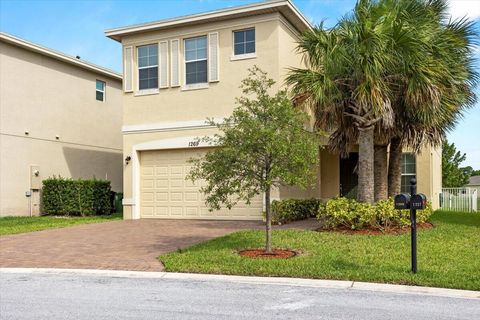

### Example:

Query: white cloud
xmin=447 ymin=0 xmax=480 ymax=20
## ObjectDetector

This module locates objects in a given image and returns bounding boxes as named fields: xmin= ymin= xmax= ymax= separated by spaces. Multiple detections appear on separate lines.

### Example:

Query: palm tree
xmin=288 ymin=0 xmax=478 ymax=203
xmin=288 ymin=0 xmax=410 ymax=203
xmin=385 ymin=0 xmax=478 ymax=197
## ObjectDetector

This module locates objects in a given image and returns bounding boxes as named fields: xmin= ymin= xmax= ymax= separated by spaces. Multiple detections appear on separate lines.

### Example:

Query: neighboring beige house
xmin=466 ymin=176 xmax=480 ymax=194
xmin=105 ymin=0 xmax=441 ymax=220
xmin=0 ymin=33 xmax=123 ymax=217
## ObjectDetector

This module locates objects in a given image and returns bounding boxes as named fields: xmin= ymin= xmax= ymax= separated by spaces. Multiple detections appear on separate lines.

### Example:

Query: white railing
xmin=440 ymin=188 xmax=478 ymax=212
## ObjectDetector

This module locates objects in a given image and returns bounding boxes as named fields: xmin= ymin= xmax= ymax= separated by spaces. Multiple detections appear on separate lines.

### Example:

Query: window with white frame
xmin=96 ymin=80 xmax=105 ymax=101
xmin=185 ymin=36 xmax=208 ymax=85
xmin=401 ymin=153 xmax=416 ymax=193
xmin=137 ymin=44 xmax=158 ymax=90
xmin=233 ymin=28 xmax=255 ymax=56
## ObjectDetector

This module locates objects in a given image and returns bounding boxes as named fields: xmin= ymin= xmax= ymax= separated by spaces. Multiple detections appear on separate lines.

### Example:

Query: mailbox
xmin=394 ymin=193 xmax=411 ymax=209
xmin=410 ymin=193 xmax=427 ymax=209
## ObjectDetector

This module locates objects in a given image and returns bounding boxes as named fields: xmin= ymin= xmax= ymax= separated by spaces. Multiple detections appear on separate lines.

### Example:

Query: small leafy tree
xmin=188 ymin=67 xmax=320 ymax=253
xmin=442 ymin=140 xmax=470 ymax=187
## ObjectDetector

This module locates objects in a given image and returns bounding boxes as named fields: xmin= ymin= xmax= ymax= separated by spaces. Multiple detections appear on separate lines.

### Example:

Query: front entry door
xmin=340 ymin=153 xmax=358 ymax=198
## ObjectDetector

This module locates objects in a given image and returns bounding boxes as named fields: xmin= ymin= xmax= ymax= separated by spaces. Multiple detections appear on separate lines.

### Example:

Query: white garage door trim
xmin=130 ymin=136 xmax=213 ymax=219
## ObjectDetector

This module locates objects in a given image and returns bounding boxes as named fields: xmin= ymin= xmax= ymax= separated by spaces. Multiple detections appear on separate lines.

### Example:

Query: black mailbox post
xmin=394 ymin=178 xmax=427 ymax=274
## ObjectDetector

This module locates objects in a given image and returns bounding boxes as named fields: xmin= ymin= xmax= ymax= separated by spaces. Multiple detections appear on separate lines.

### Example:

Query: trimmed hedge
xmin=42 ymin=177 xmax=112 ymax=216
xmin=269 ymin=198 xmax=322 ymax=225
xmin=318 ymin=197 xmax=433 ymax=230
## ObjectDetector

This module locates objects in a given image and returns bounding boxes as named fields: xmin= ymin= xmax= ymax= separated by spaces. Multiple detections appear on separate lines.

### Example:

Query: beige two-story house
xmin=106 ymin=0 xmax=441 ymax=220
xmin=0 ymin=33 xmax=123 ymax=216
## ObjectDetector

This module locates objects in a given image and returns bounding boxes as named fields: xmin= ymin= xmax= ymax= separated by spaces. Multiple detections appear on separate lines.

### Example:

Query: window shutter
xmin=124 ymin=46 xmax=133 ymax=92
xmin=170 ymin=39 xmax=180 ymax=87
xmin=159 ymin=41 xmax=168 ymax=88
xmin=208 ymin=32 xmax=219 ymax=82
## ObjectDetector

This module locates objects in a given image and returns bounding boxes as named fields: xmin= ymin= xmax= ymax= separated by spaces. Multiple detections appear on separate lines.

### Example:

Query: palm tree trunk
xmin=374 ymin=145 xmax=388 ymax=201
xmin=357 ymin=126 xmax=375 ymax=203
xmin=388 ymin=137 xmax=402 ymax=197
xmin=265 ymin=185 xmax=272 ymax=253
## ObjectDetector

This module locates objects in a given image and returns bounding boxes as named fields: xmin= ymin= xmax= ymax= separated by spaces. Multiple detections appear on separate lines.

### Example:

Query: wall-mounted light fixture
xmin=125 ymin=156 xmax=131 ymax=165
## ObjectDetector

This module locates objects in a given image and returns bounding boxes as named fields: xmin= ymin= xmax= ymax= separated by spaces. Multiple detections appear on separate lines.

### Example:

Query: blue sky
xmin=0 ymin=0 xmax=478 ymax=168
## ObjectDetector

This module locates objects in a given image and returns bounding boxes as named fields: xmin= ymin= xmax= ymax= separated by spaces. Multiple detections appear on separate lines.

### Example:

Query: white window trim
xmin=134 ymin=88 xmax=159 ymax=96
xmin=96 ymin=80 xmax=106 ymax=102
xmin=230 ymin=52 xmax=257 ymax=61
xmin=184 ymin=36 xmax=208 ymax=86
xmin=137 ymin=44 xmax=159 ymax=92
xmin=232 ymin=27 xmax=256 ymax=57
xmin=181 ymin=83 xmax=209 ymax=91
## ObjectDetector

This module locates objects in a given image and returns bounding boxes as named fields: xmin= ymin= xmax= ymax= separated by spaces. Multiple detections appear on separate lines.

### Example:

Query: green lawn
xmin=0 ymin=213 xmax=122 ymax=236
xmin=160 ymin=210 xmax=480 ymax=290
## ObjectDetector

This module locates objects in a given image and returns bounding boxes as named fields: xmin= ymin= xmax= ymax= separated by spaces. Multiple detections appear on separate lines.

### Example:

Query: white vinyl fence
xmin=440 ymin=188 xmax=478 ymax=212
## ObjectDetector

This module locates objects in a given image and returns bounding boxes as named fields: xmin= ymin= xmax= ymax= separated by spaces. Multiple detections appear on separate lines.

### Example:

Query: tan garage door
xmin=140 ymin=148 xmax=263 ymax=219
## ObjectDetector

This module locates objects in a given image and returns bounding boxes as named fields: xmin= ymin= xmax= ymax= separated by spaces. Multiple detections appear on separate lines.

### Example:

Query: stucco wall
xmin=121 ymin=13 xmax=282 ymax=126
xmin=119 ymin=11 xmax=442 ymax=219
xmin=120 ymin=14 xmax=319 ymax=218
xmin=0 ymin=41 xmax=123 ymax=216
xmin=416 ymin=145 xmax=442 ymax=209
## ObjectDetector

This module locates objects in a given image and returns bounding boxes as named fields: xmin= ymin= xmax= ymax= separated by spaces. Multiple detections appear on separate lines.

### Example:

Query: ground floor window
xmin=401 ymin=153 xmax=416 ymax=193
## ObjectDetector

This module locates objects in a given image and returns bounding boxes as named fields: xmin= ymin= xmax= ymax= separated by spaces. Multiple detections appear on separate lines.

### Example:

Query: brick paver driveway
xmin=0 ymin=220 xmax=264 ymax=271
xmin=0 ymin=219 xmax=318 ymax=271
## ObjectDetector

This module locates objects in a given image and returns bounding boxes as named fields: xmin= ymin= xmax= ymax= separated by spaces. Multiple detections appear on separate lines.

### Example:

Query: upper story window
xmin=138 ymin=44 xmax=158 ymax=90
xmin=401 ymin=153 xmax=416 ymax=193
xmin=96 ymin=80 xmax=105 ymax=101
xmin=185 ymin=36 xmax=208 ymax=85
xmin=233 ymin=28 xmax=255 ymax=56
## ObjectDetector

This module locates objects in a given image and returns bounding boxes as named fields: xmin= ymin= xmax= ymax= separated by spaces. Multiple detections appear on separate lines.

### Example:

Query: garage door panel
xmin=142 ymin=206 xmax=155 ymax=217
xmin=141 ymin=166 xmax=154 ymax=176
xmin=140 ymin=149 xmax=262 ymax=220
xmin=155 ymin=207 xmax=168 ymax=216
xmin=185 ymin=207 xmax=200 ymax=216
xmin=184 ymin=192 xmax=198 ymax=201
xmin=141 ymin=191 xmax=154 ymax=202
xmin=170 ymin=192 xmax=183 ymax=201
xmin=185 ymin=179 xmax=197 ymax=187
xmin=169 ymin=178 xmax=184 ymax=188
xmin=155 ymin=166 xmax=168 ymax=176
xmin=170 ymin=165 xmax=183 ymax=175
xmin=155 ymin=178 xmax=169 ymax=188
xmin=170 ymin=207 xmax=183 ymax=216
xmin=142 ymin=179 xmax=155 ymax=189
xmin=155 ymin=192 xmax=168 ymax=202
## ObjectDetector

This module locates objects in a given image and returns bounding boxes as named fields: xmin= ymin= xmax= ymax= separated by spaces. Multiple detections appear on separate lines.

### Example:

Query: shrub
xmin=268 ymin=198 xmax=321 ymax=224
xmin=318 ymin=197 xmax=433 ymax=231
xmin=42 ymin=177 xmax=112 ymax=216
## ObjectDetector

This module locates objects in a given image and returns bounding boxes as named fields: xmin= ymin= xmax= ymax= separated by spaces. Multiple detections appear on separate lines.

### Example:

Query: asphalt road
xmin=1 ymin=272 xmax=479 ymax=320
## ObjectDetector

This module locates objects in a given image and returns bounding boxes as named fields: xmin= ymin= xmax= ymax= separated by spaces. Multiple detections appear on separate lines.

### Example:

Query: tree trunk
xmin=374 ymin=145 xmax=388 ymax=202
xmin=357 ymin=126 xmax=375 ymax=204
xmin=265 ymin=185 xmax=272 ymax=253
xmin=388 ymin=137 xmax=402 ymax=197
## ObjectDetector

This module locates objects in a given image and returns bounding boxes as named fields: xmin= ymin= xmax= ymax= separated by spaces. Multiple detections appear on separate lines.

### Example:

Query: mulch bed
xmin=239 ymin=249 xmax=297 ymax=259
xmin=317 ymin=222 xmax=434 ymax=235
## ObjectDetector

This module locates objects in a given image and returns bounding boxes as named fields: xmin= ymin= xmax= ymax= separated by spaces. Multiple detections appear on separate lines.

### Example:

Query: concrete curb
xmin=1 ymin=267 xmax=479 ymax=299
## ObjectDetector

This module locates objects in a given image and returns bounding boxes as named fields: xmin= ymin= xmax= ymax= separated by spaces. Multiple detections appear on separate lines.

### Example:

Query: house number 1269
xmin=188 ymin=141 xmax=199 ymax=147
